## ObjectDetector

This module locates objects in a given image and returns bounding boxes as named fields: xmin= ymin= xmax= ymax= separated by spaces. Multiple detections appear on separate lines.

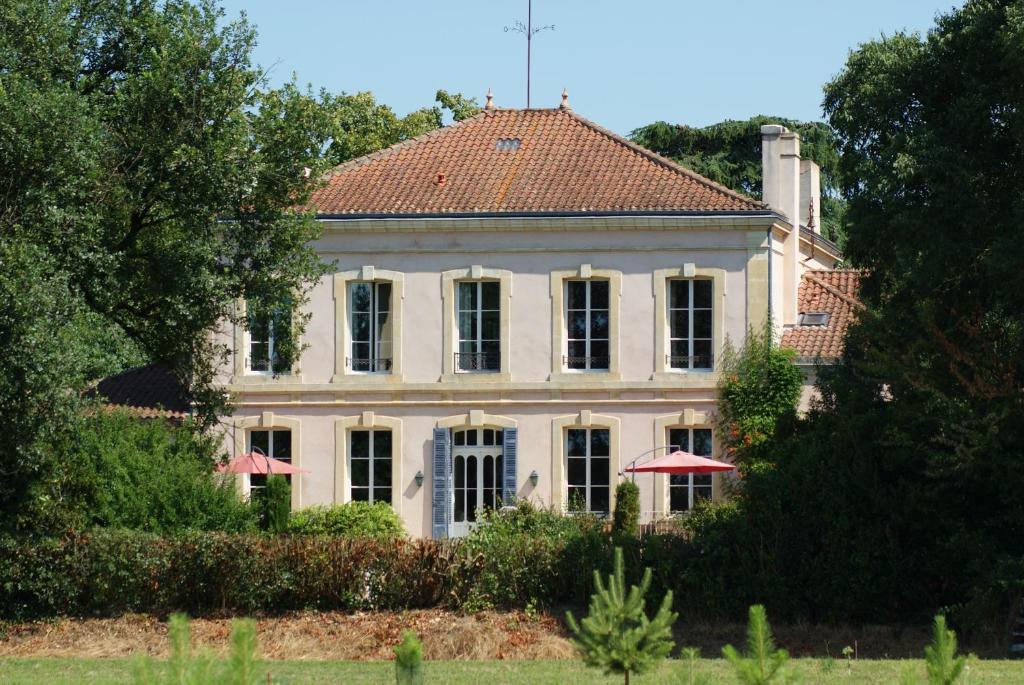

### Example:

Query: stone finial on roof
xmin=559 ymin=88 xmax=570 ymax=110
xmin=485 ymin=88 xmax=496 ymax=110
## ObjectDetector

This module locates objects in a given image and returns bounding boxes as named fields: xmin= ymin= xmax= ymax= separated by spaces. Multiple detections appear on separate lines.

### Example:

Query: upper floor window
xmin=349 ymin=282 xmax=393 ymax=373
xmin=247 ymin=298 xmax=292 ymax=375
xmin=667 ymin=427 xmax=713 ymax=512
xmin=247 ymin=428 xmax=292 ymax=498
xmin=667 ymin=279 xmax=713 ymax=370
xmin=350 ymin=429 xmax=392 ymax=504
xmin=565 ymin=280 xmax=609 ymax=371
xmin=456 ymin=280 xmax=500 ymax=372
xmin=566 ymin=427 xmax=611 ymax=515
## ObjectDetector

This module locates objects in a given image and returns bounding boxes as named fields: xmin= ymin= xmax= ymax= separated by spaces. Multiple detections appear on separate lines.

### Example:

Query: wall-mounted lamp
xmin=414 ymin=470 xmax=424 ymax=487
xmin=529 ymin=470 xmax=539 ymax=486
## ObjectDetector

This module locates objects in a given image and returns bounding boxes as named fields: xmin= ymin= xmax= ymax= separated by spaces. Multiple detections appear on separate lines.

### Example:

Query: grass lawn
xmin=1 ymin=657 xmax=1021 ymax=684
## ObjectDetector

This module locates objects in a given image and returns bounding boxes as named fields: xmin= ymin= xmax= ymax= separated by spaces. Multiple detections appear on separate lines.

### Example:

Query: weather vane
xmin=504 ymin=0 xmax=554 ymax=108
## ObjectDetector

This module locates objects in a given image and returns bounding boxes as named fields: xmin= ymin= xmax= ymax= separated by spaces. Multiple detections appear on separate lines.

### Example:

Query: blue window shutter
xmin=502 ymin=427 xmax=518 ymax=505
xmin=431 ymin=427 xmax=450 ymax=539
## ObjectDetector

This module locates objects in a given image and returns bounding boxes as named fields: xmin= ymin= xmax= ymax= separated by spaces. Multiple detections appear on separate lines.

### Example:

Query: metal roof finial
xmin=485 ymin=88 xmax=496 ymax=110
xmin=559 ymin=88 xmax=570 ymax=111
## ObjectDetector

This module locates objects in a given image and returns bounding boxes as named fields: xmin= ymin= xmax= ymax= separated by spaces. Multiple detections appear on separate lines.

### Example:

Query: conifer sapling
xmin=566 ymin=547 xmax=678 ymax=685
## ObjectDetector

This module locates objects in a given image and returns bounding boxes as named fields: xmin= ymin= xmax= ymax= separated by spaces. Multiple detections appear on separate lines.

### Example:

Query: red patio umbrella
xmin=217 ymin=450 xmax=307 ymax=475
xmin=624 ymin=450 xmax=735 ymax=476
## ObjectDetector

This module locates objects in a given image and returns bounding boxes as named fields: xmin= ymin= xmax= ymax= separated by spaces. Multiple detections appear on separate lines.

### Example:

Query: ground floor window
xmin=247 ymin=429 xmax=292 ymax=498
xmin=451 ymin=428 xmax=504 ymax=527
xmin=567 ymin=427 xmax=610 ymax=515
xmin=350 ymin=429 xmax=392 ymax=504
xmin=667 ymin=427 xmax=713 ymax=512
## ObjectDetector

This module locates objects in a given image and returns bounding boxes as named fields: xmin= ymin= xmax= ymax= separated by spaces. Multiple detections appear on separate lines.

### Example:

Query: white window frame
xmin=246 ymin=428 xmax=293 ymax=498
xmin=565 ymin=427 xmax=612 ymax=516
xmin=441 ymin=267 xmax=512 ymax=382
xmin=348 ymin=428 xmax=393 ymax=504
xmin=666 ymin=427 xmax=714 ymax=512
xmin=564 ymin=279 xmax=610 ymax=372
xmin=653 ymin=266 xmax=725 ymax=379
xmin=550 ymin=266 xmax=621 ymax=381
xmin=667 ymin=278 xmax=714 ymax=371
xmin=246 ymin=304 xmax=288 ymax=375
xmin=348 ymin=281 xmax=393 ymax=374
xmin=455 ymin=280 xmax=501 ymax=373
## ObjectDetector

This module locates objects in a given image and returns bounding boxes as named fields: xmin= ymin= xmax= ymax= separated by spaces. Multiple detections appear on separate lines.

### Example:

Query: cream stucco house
xmin=205 ymin=93 xmax=849 ymax=539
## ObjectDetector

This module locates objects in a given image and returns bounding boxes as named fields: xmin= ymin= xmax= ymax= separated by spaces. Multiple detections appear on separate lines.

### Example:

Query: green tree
xmin=566 ymin=547 xmax=677 ymax=685
xmin=631 ymin=116 xmax=846 ymax=243
xmin=722 ymin=605 xmax=796 ymax=684
xmin=819 ymin=0 xmax=1024 ymax=620
xmin=394 ymin=630 xmax=424 ymax=685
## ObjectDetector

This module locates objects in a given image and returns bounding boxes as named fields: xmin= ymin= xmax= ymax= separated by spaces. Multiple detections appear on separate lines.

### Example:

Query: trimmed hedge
xmin=0 ymin=505 xmax=709 ymax=621
xmin=0 ymin=530 xmax=464 ymax=620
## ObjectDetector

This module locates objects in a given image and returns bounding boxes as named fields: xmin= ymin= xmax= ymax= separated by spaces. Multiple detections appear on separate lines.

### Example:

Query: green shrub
xmin=287 ymin=501 xmax=404 ymax=539
xmin=45 ymin=410 xmax=256 ymax=534
xmin=612 ymin=481 xmax=640 ymax=538
xmin=394 ymin=629 xmax=424 ymax=685
xmin=460 ymin=500 xmax=610 ymax=608
xmin=566 ymin=547 xmax=677 ymax=685
xmin=259 ymin=475 xmax=291 ymax=533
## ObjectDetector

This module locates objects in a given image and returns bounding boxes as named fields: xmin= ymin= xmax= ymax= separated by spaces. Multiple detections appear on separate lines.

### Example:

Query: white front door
xmin=449 ymin=428 xmax=504 ymax=538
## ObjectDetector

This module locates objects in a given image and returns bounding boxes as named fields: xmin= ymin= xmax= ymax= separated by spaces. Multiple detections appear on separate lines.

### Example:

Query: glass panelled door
xmin=449 ymin=428 xmax=504 ymax=537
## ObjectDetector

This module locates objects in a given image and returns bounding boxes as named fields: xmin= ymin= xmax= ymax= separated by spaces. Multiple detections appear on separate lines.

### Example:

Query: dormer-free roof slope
xmin=310 ymin=108 xmax=765 ymax=217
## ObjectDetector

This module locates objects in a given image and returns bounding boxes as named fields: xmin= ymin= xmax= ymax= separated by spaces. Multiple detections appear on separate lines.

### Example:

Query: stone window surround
xmin=550 ymin=411 xmax=621 ymax=512
xmin=652 ymin=265 xmax=726 ymax=379
xmin=549 ymin=265 xmax=622 ymax=381
xmin=441 ymin=266 xmax=513 ymax=383
xmin=334 ymin=412 xmax=404 ymax=514
xmin=652 ymin=409 xmax=721 ymax=516
xmin=332 ymin=266 xmax=406 ymax=383
xmin=232 ymin=412 xmax=302 ymax=510
xmin=232 ymin=299 xmax=304 ymax=384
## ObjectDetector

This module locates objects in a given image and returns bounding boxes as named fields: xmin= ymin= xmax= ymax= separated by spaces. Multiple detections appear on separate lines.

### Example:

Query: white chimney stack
xmin=760 ymin=125 xmax=801 ymax=327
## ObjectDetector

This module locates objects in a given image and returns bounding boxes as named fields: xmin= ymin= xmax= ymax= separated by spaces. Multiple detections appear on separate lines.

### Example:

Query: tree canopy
xmin=0 ymin=0 xmax=478 ymax=530
xmin=630 ymin=116 xmax=846 ymax=244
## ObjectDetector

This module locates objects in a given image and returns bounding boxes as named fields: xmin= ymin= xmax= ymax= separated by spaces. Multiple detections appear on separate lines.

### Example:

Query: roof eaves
xmin=314 ymin=209 xmax=779 ymax=221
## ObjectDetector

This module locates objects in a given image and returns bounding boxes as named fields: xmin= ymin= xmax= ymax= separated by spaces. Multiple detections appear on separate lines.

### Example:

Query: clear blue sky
xmin=218 ymin=0 xmax=959 ymax=135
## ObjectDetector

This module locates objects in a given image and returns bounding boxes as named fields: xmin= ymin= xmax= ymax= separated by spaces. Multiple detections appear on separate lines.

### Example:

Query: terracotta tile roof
xmin=781 ymin=270 xmax=863 ymax=362
xmin=309 ymin=108 xmax=765 ymax=217
xmin=91 ymin=364 xmax=190 ymax=420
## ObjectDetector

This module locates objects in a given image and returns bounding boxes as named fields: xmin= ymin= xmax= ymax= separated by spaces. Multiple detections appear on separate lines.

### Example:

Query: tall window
xmin=451 ymin=428 xmax=504 ymax=530
xmin=247 ymin=299 xmax=292 ymax=374
xmin=350 ymin=429 xmax=392 ymax=504
xmin=247 ymin=429 xmax=292 ymax=497
xmin=667 ymin=427 xmax=713 ymax=512
xmin=349 ymin=282 xmax=393 ymax=373
xmin=667 ymin=279 xmax=713 ymax=370
xmin=456 ymin=281 xmax=500 ymax=372
xmin=566 ymin=280 xmax=609 ymax=370
xmin=566 ymin=428 xmax=610 ymax=514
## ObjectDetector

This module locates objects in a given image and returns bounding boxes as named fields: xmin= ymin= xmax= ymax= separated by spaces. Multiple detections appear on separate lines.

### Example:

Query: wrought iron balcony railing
xmin=563 ymin=355 xmax=611 ymax=371
xmin=455 ymin=351 xmax=500 ymax=372
xmin=347 ymin=357 xmax=393 ymax=372
xmin=667 ymin=354 xmax=714 ymax=370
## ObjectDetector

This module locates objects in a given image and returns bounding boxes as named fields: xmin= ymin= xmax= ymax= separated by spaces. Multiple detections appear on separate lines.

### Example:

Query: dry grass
xmin=0 ymin=610 xmax=957 ymax=661
xmin=0 ymin=610 xmax=574 ymax=661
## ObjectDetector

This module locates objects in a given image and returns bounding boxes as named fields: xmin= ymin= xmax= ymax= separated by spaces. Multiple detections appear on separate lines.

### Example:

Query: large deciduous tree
xmin=631 ymin=116 xmax=846 ymax=243
xmin=0 ymin=0 xmax=335 ymax=527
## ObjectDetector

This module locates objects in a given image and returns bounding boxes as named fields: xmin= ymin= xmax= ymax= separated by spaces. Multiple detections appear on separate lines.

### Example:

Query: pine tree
xmin=565 ymin=547 xmax=677 ymax=685
xmin=924 ymin=615 xmax=966 ymax=685
xmin=394 ymin=630 xmax=424 ymax=685
xmin=722 ymin=605 xmax=796 ymax=684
